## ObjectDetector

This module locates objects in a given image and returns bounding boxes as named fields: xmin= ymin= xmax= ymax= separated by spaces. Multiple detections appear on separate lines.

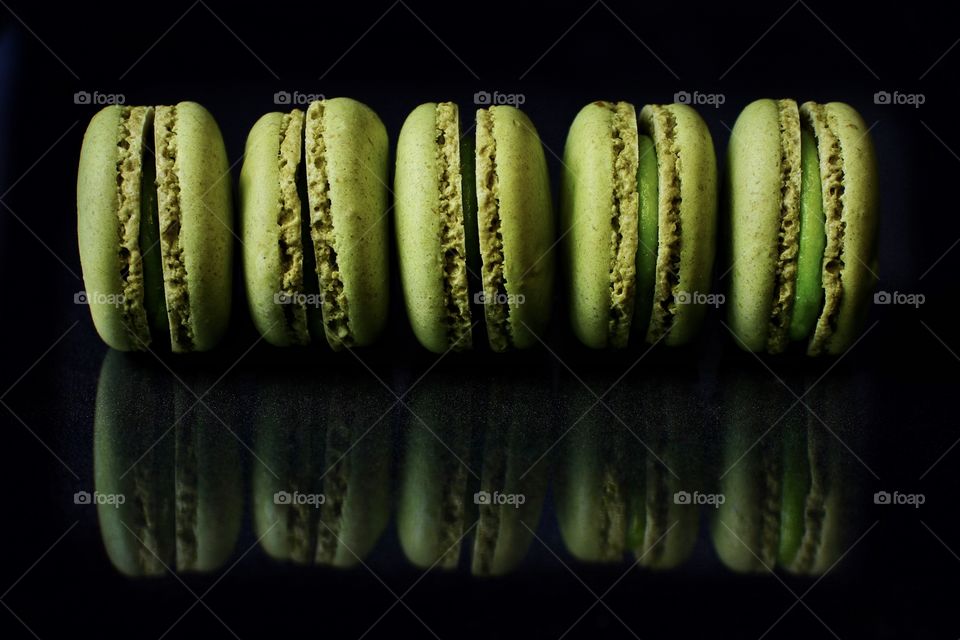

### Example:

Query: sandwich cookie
xmin=78 ymin=103 xmax=233 ymax=352
xmin=93 ymin=350 xmax=242 ymax=576
xmin=561 ymin=101 xmax=717 ymax=348
xmin=240 ymin=98 xmax=389 ymax=348
xmin=395 ymin=102 xmax=554 ymax=353
xmin=726 ymin=99 xmax=879 ymax=355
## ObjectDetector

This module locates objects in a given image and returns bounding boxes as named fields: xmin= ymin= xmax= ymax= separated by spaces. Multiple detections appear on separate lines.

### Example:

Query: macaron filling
xmin=305 ymin=101 xmax=354 ymax=350
xmin=607 ymin=102 xmax=639 ymax=348
xmin=434 ymin=102 xmax=474 ymax=350
xmin=137 ymin=124 xmax=170 ymax=342
xmin=633 ymin=134 xmax=659 ymax=338
xmin=276 ymin=110 xmax=310 ymax=345
xmin=641 ymin=106 xmax=683 ymax=342
xmin=475 ymin=108 xmax=514 ymax=351
xmin=155 ymin=106 xmax=195 ymax=352
xmin=789 ymin=126 xmax=827 ymax=342
xmin=777 ymin=425 xmax=810 ymax=566
xmin=115 ymin=106 xmax=154 ymax=348
xmin=765 ymin=100 xmax=802 ymax=353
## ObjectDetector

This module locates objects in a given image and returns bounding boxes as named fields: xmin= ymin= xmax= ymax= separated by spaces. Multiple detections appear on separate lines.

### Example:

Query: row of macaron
xmin=77 ymin=97 xmax=878 ymax=356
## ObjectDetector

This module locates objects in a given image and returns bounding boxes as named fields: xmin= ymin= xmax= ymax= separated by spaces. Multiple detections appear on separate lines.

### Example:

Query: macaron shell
xmin=561 ymin=102 xmax=629 ymax=348
xmin=725 ymin=99 xmax=784 ymax=351
xmin=395 ymin=102 xmax=466 ymax=353
xmin=478 ymin=105 xmax=554 ymax=350
xmin=309 ymin=97 xmax=390 ymax=347
xmin=161 ymin=102 xmax=233 ymax=351
xmin=802 ymin=102 xmax=879 ymax=355
xmin=640 ymin=103 xmax=717 ymax=346
xmin=77 ymin=105 xmax=138 ymax=351
xmin=239 ymin=111 xmax=304 ymax=346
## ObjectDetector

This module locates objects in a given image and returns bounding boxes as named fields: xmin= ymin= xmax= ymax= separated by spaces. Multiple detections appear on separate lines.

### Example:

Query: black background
xmin=0 ymin=0 xmax=957 ymax=637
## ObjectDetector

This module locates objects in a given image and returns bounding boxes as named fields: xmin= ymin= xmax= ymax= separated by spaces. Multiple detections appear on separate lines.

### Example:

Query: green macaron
xmin=93 ymin=350 xmax=242 ymax=576
xmin=561 ymin=101 xmax=718 ymax=349
xmin=78 ymin=102 xmax=233 ymax=352
xmin=726 ymin=99 xmax=879 ymax=355
xmin=394 ymin=102 xmax=555 ymax=353
xmin=239 ymin=98 xmax=390 ymax=349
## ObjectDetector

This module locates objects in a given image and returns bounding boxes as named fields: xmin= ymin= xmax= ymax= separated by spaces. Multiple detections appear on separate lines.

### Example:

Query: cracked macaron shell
xmin=639 ymin=103 xmax=717 ymax=346
xmin=395 ymin=102 xmax=473 ymax=353
xmin=154 ymin=102 xmax=233 ymax=352
xmin=476 ymin=105 xmax=554 ymax=351
xmin=305 ymin=98 xmax=390 ymax=348
xmin=800 ymin=102 xmax=878 ymax=355
xmin=561 ymin=101 xmax=639 ymax=349
xmin=239 ymin=110 xmax=309 ymax=347
xmin=78 ymin=105 xmax=152 ymax=351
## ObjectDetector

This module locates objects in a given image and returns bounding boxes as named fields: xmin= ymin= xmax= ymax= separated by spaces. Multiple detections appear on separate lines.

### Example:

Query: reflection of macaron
xmin=251 ymin=371 xmax=390 ymax=567
xmin=396 ymin=374 xmax=549 ymax=575
xmin=554 ymin=374 xmax=699 ymax=568
xmin=711 ymin=370 xmax=861 ymax=574
xmin=561 ymin=101 xmax=717 ymax=349
xmin=78 ymin=103 xmax=233 ymax=352
xmin=395 ymin=102 xmax=554 ymax=353
xmin=93 ymin=350 xmax=242 ymax=576
xmin=239 ymin=98 xmax=390 ymax=348
xmin=727 ymin=99 xmax=879 ymax=355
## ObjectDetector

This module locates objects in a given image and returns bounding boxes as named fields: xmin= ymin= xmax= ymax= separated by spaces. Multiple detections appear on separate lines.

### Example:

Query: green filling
xmin=634 ymin=134 xmax=659 ymax=336
xmin=778 ymin=426 xmax=810 ymax=566
xmin=789 ymin=127 xmax=826 ymax=341
xmin=139 ymin=134 xmax=169 ymax=341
